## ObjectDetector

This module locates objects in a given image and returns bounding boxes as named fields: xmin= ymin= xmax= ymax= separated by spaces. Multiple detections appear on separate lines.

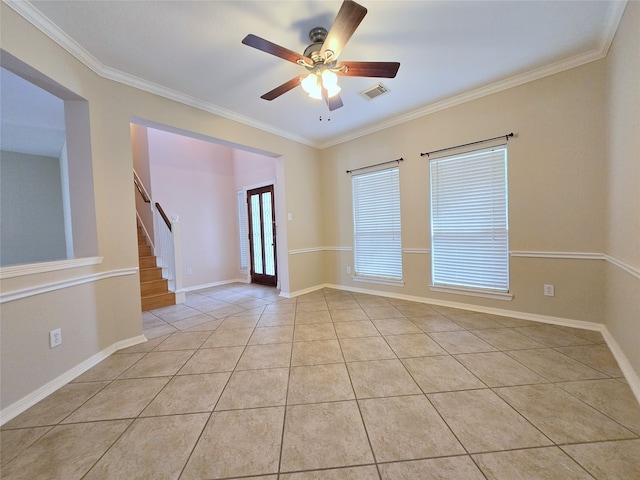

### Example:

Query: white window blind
xmin=237 ymin=191 xmax=248 ymax=271
xmin=430 ymin=146 xmax=509 ymax=292
xmin=352 ymin=167 xmax=402 ymax=282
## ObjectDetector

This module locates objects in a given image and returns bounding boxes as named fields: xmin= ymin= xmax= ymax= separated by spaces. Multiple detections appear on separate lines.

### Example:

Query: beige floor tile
xmin=347 ymin=359 xmax=421 ymax=398
xmin=295 ymin=310 xmax=333 ymax=324
xmin=363 ymin=306 xmax=404 ymax=320
xmin=402 ymin=355 xmax=485 ymax=393
xmin=281 ymin=401 xmax=374 ymax=471
xmin=384 ymin=333 xmax=447 ymax=357
xmin=394 ymin=303 xmax=440 ymax=317
xmin=118 ymin=350 xmax=194 ymax=378
xmin=359 ymin=395 xmax=465 ymax=462
xmin=181 ymin=407 xmax=284 ymax=479
xmin=334 ymin=320 xmax=380 ymax=338
xmin=142 ymin=313 xmax=166 ymax=329
xmin=144 ymin=323 xmax=179 ymax=339
xmin=483 ymin=314 xmax=541 ymax=328
xmin=446 ymin=313 xmax=506 ymax=329
xmin=61 ymin=377 xmax=170 ymax=423
xmin=287 ymin=364 xmax=355 ymax=404
xmin=73 ymin=353 xmax=145 ymax=382
xmin=218 ymin=314 xmax=261 ymax=330
xmin=326 ymin=299 xmax=362 ymax=310
xmin=554 ymin=344 xmax=624 ymax=377
xmin=555 ymin=325 xmax=605 ymax=343
xmin=515 ymin=325 xmax=592 ymax=347
xmin=258 ymin=312 xmax=296 ymax=327
xmin=153 ymin=331 xmax=212 ymax=351
xmin=371 ymin=318 xmax=422 ymax=335
xmin=2 ymin=381 xmax=108 ymax=428
xmin=506 ymin=348 xmax=609 ymax=382
xmin=249 ymin=325 xmax=294 ymax=344
xmin=207 ymin=304 xmax=247 ymax=318
xmin=379 ymin=456 xmax=486 ymax=480
xmin=201 ymin=327 xmax=254 ymax=347
xmin=455 ymin=351 xmax=547 ymax=387
xmin=495 ymin=384 xmax=636 ymax=443
xmin=429 ymin=389 xmax=552 ymax=453
xmin=177 ymin=346 xmax=244 ymax=374
xmin=216 ymin=368 xmax=288 ymax=410
xmin=429 ymin=330 xmax=497 ymax=354
xmin=171 ymin=313 xmax=221 ymax=331
xmin=556 ymin=379 xmax=640 ymax=435
xmin=470 ymin=328 xmax=545 ymax=350
xmin=561 ymin=439 xmax=640 ymax=480
xmin=296 ymin=300 xmax=328 ymax=312
xmin=153 ymin=303 xmax=202 ymax=322
xmin=409 ymin=315 xmax=465 ymax=332
xmin=83 ymin=414 xmax=208 ymax=480
xmin=329 ymin=308 xmax=370 ymax=322
xmin=291 ymin=340 xmax=344 ymax=366
xmin=263 ymin=303 xmax=297 ymax=315
xmin=140 ymin=372 xmax=230 ymax=416
xmin=473 ymin=447 xmax=592 ymax=480
xmin=280 ymin=465 xmax=379 ymax=479
xmin=355 ymin=296 xmax=391 ymax=308
xmin=340 ymin=336 xmax=396 ymax=362
xmin=0 ymin=426 xmax=52 ymax=466
xmin=0 ymin=420 xmax=130 ymax=480
xmin=293 ymin=323 xmax=337 ymax=342
xmin=236 ymin=343 xmax=292 ymax=370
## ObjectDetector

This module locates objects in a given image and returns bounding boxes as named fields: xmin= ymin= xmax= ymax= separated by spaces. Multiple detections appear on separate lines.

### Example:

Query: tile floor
xmin=2 ymin=283 xmax=640 ymax=479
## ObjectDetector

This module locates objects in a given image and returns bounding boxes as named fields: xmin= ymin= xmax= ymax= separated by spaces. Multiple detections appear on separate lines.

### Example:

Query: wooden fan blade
xmin=260 ymin=76 xmax=305 ymax=101
xmin=336 ymin=61 xmax=400 ymax=78
xmin=320 ymin=0 xmax=367 ymax=62
xmin=242 ymin=34 xmax=312 ymax=66
xmin=322 ymin=87 xmax=344 ymax=111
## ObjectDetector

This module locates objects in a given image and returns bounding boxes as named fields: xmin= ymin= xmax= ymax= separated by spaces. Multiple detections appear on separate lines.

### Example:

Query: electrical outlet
xmin=544 ymin=284 xmax=555 ymax=297
xmin=186 ymin=267 xmax=192 ymax=275
xmin=50 ymin=328 xmax=62 ymax=348
xmin=346 ymin=266 xmax=351 ymax=274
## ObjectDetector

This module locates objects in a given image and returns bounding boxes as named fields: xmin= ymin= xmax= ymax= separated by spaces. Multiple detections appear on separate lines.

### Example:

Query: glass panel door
xmin=247 ymin=185 xmax=277 ymax=286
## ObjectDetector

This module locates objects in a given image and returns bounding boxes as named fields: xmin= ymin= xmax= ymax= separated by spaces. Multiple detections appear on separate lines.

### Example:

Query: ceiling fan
xmin=241 ymin=0 xmax=400 ymax=111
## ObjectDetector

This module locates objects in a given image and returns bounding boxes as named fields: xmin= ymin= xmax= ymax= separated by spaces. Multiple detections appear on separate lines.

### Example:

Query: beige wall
xmin=604 ymin=1 xmax=640 ymax=376
xmin=0 ymin=3 xmax=319 ymax=413
xmin=319 ymin=60 xmax=608 ymax=323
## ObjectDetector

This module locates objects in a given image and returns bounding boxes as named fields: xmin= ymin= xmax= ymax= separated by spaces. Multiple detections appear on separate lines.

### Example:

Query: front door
xmin=247 ymin=185 xmax=277 ymax=286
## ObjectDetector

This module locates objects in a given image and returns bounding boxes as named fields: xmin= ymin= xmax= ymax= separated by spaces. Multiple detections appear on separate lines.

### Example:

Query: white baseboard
xmin=0 ymin=334 xmax=147 ymax=426
xmin=287 ymin=282 xmax=640 ymax=402
xmin=179 ymin=278 xmax=250 ymax=294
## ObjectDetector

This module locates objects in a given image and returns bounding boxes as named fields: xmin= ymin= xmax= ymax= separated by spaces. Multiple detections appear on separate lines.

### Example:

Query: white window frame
xmin=237 ymin=190 xmax=249 ymax=272
xmin=352 ymin=166 xmax=403 ymax=286
xmin=429 ymin=145 xmax=511 ymax=300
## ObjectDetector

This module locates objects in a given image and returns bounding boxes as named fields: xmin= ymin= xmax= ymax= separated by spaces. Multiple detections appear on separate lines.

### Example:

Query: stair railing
xmin=135 ymin=170 xmax=184 ymax=303
xmin=152 ymin=202 xmax=182 ymax=296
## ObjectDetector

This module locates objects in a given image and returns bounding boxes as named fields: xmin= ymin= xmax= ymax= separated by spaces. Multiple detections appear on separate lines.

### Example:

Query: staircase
xmin=138 ymin=226 xmax=175 ymax=311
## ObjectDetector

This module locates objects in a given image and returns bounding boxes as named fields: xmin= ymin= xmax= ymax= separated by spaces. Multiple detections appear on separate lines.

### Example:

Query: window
xmin=352 ymin=167 xmax=403 ymax=284
xmin=237 ymin=190 xmax=248 ymax=271
xmin=429 ymin=145 xmax=509 ymax=295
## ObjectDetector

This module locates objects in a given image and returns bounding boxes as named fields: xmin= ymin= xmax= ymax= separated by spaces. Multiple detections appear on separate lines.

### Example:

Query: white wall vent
xmin=361 ymin=83 xmax=389 ymax=100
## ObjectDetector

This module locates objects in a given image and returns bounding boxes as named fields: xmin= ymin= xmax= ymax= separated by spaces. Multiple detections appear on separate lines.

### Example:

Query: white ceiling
xmin=4 ymin=0 xmax=627 ymax=149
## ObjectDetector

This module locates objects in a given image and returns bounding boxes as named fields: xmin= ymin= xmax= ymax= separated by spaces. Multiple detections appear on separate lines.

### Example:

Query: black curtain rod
xmin=346 ymin=157 xmax=404 ymax=174
xmin=420 ymin=133 xmax=514 ymax=158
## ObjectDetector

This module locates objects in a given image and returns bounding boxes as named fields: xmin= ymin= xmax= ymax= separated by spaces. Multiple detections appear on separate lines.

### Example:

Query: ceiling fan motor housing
xmin=304 ymin=27 xmax=330 ymax=65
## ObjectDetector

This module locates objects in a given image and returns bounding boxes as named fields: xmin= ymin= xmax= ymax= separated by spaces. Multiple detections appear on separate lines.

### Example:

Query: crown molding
xmin=6 ymin=0 xmax=627 ymax=151
xmin=4 ymin=0 xmax=316 ymax=148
